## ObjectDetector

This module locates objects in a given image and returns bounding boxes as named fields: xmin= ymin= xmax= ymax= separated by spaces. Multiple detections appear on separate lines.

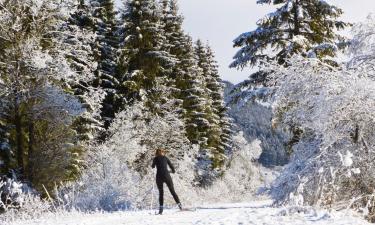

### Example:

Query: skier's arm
xmin=167 ymin=158 xmax=175 ymax=173
xmin=152 ymin=158 xmax=156 ymax=168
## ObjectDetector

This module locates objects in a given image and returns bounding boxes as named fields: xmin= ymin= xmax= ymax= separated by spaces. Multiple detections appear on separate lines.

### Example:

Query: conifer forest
xmin=1 ymin=0 xmax=375 ymax=224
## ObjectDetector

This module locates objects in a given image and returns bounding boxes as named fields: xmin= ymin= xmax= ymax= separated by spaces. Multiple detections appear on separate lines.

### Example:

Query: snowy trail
xmin=8 ymin=201 xmax=369 ymax=225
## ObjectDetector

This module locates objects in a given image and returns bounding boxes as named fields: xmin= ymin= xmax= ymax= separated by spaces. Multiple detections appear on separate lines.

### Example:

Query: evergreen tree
xmin=118 ymin=0 xmax=176 ymax=113
xmin=160 ymin=0 xmax=185 ymax=58
xmin=194 ymin=40 xmax=232 ymax=171
xmin=204 ymin=45 xmax=233 ymax=166
xmin=90 ymin=0 xmax=120 ymax=129
xmin=158 ymin=2 xmax=208 ymax=172
xmin=158 ymin=1 xmax=232 ymax=182
xmin=63 ymin=0 xmax=102 ymax=132
xmin=172 ymin=36 xmax=216 ymax=184
xmin=57 ymin=0 xmax=107 ymax=178
xmin=230 ymin=0 xmax=349 ymax=93
xmin=194 ymin=39 xmax=217 ymax=153
xmin=180 ymin=39 xmax=207 ymax=145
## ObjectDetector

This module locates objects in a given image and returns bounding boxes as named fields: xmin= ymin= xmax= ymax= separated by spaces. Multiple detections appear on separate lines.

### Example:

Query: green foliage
xmin=194 ymin=40 xmax=232 ymax=170
xmin=231 ymin=0 xmax=350 ymax=70
xmin=118 ymin=0 xmax=175 ymax=111
xmin=90 ymin=0 xmax=121 ymax=129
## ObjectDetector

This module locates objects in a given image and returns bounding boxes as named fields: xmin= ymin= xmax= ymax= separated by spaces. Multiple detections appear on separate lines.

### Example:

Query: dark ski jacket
xmin=152 ymin=156 xmax=175 ymax=180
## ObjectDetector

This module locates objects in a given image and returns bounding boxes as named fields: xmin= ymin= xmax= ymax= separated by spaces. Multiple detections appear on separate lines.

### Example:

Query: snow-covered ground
xmin=7 ymin=200 xmax=369 ymax=225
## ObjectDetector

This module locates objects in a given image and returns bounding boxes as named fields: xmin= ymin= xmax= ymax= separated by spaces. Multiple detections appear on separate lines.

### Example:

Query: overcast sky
xmin=116 ymin=0 xmax=375 ymax=84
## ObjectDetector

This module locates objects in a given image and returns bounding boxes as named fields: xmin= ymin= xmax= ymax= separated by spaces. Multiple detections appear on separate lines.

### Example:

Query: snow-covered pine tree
xmin=194 ymin=40 xmax=231 ymax=172
xmin=204 ymin=45 xmax=233 ymax=166
xmin=175 ymin=37 xmax=214 ymax=183
xmin=89 ymin=0 xmax=120 ymax=129
xmin=159 ymin=0 xmax=206 ymax=126
xmin=230 ymin=0 xmax=349 ymax=98
xmin=63 ymin=0 xmax=106 ymax=134
xmin=158 ymin=0 xmax=233 ymax=181
xmin=118 ymin=0 xmax=176 ymax=113
xmin=158 ymin=8 xmax=211 ymax=182
xmin=159 ymin=0 xmax=186 ymax=106
xmin=160 ymin=0 xmax=184 ymax=58
xmin=55 ymin=0 xmax=108 ymax=178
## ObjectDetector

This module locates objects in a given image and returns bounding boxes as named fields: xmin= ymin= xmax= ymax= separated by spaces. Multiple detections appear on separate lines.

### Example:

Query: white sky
xmin=116 ymin=0 xmax=375 ymax=84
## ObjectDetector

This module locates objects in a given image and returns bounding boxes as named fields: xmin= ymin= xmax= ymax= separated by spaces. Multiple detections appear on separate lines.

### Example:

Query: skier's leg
xmin=166 ymin=178 xmax=180 ymax=205
xmin=156 ymin=179 xmax=164 ymax=214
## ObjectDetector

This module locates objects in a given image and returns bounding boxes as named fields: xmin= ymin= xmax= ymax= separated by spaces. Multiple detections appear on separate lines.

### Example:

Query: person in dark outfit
xmin=152 ymin=148 xmax=182 ymax=215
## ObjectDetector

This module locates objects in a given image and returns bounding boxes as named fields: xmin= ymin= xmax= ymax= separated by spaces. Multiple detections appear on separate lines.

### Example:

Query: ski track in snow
xmin=7 ymin=201 xmax=369 ymax=225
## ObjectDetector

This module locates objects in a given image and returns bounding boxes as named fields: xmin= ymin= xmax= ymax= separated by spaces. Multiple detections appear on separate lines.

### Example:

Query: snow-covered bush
xmin=0 ymin=176 xmax=24 ymax=211
xmin=58 ymin=145 xmax=142 ymax=211
xmin=0 ymin=193 xmax=52 ymax=223
xmin=0 ymin=177 xmax=52 ymax=223
xmin=198 ymin=132 xmax=265 ymax=203
xmin=348 ymin=14 xmax=375 ymax=79
xmin=268 ymin=54 xmax=375 ymax=221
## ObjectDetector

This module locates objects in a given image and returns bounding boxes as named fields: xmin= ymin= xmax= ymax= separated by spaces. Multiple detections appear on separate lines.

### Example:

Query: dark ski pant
xmin=156 ymin=176 xmax=180 ymax=206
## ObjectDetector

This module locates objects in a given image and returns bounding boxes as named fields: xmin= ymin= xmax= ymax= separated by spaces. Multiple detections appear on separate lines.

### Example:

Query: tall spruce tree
xmin=230 ymin=0 xmax=349 ymax=93
xmin=158 ymin=1 xmax=209 ymax=161
xmin=159 ymin=1 xmax=208 ymax=171
xmin=118 ymin=0 xmax=176 ymax=113
xmin=204 ymin=45 xmax=233 ymax=166
xmin=63 ymin=0 xmax=103 ymax=135
xmin=158 ymin=1 xmax=233 ymax=182
xmin=160 ymin=0 xmax=185 ymax=58
xmin=194 ymin=40 xmax=232 ymax=171
xmin=56 ymin=0 xmax=110 ymax=180
xmin=90 ymin=0 xmax=120 ymax=129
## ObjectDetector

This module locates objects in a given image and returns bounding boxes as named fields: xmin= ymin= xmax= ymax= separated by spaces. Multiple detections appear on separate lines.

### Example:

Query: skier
xmin=152 ymin=148 xmax=182 ymax=215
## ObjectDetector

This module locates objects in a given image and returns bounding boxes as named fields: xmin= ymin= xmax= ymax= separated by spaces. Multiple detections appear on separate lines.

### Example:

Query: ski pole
xmin=150 ymin=169 xmax=156 ymax=212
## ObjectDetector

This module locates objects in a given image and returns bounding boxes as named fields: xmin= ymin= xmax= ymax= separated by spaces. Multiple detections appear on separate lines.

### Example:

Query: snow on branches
xmin=231 ymin=0 xmax=348 ymax=70
xmin=268 ymin=54 xmax=375 ymax=220
xmin=348 ymin=14 xmax=375 ymax=79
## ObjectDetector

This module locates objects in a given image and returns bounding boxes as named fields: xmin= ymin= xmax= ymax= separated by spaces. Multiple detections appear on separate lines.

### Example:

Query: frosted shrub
xmin=0 ymin=194 xmax=52 ymax=223
xmin=0 ymin=178 xmax=52 ymax=223
xmin=197 ymin=132 xmax=265 ymax=204
xmin=348 ymin=15 xmax=375 ymax=79
xmin=268 ymin=55 xmax=375 ymax=221
xmin=59 ymin=145 xmax=142 ymax=211
xmin=0 ymin=177 xmax=24 ymax=211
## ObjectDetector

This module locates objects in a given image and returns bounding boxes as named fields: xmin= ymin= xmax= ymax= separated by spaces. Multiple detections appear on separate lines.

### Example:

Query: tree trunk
xmin=14 ymin=61 xmax=24 ymax=176
xmin=14 ymin=99 xmax=24 ymax=173
xmin=293 ymin=0 xmax=300 ymax=36
xmin=27 ymin=121 xmax=35 ymax=183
